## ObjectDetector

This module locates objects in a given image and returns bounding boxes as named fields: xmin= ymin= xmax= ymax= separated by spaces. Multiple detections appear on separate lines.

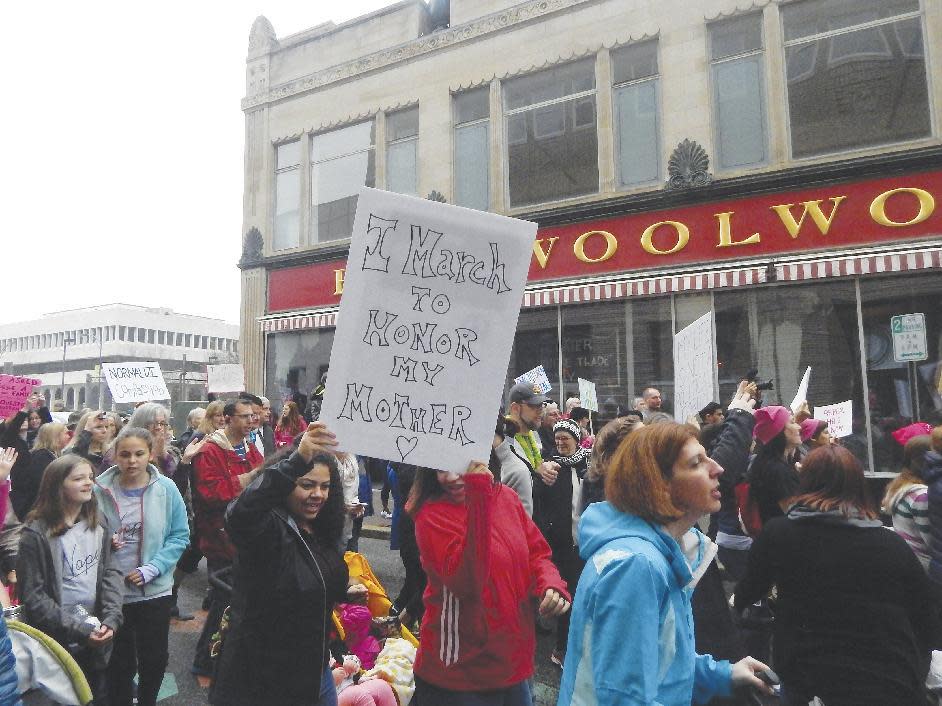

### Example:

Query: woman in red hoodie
xmin=407 ymin=461 xmax=570 ymax=705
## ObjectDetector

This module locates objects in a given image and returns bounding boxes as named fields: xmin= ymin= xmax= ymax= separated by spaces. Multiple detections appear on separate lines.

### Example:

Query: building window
xmin=273 ymin=141 xmax=301 ymax=251
xmin=385 ymin=108 xmax=418 ymax=195
xmin=311 ymin=121 xmax=376 ymax=243
xmin=782 ymin=0 xmax=930 ymax=158
xmin=454 ymin=87 xmax=490 ymax=211
xmin=861 ymin=273 xmax=942 ymax=473
xmin=710 ymin=14 xmax=767 ymax=169
xmin=503 ymin=59 xmax=598 ymax=207
xmin=612 ymin=41 xmax=660 ymax=186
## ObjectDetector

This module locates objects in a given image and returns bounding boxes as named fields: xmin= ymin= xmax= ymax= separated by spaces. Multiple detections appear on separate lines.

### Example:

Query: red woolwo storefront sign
xmin=268 ymin=170 xmax=942 ymax=313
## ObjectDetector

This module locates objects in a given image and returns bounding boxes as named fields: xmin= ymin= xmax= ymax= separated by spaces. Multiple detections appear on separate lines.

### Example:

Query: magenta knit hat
xmin=892 ymin=422 xmax=933 ymax=447
xmin=753 ymin=406 xmax=790 ymax=445
xmin=799 ymin=418 xmax=828 ymax=443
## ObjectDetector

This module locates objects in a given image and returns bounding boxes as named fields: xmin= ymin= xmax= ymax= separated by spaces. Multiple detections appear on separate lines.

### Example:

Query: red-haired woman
xmin=558 ymin=422 xmax=771 ymax=705
xmin=275 ymin=402 xmax=306 ymax=448
xmin=408 ymin=462 xmax=570 ymax=705
xmin=736 ymin=445 xmax=938 ymax=705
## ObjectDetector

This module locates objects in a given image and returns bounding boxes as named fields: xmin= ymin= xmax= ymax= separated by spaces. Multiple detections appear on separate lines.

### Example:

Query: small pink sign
xmin=0 ymin=375 xmax=42 ymax=418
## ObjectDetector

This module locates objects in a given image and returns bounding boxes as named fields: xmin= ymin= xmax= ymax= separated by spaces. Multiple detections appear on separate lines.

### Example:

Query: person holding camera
xmin=65 ymin=410 xmax=111 ymax=476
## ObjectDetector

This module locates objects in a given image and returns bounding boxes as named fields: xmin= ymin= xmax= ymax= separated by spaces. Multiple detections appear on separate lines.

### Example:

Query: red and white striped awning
xmin=259 ymin=311 xmax=337 ymax=332
xmin=258 ymin=245 xmax=941 ymax=331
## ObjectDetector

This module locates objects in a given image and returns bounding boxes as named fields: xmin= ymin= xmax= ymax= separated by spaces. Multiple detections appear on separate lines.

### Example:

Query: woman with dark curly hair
xmin=211 ymin=422 xmax=350 ymax=706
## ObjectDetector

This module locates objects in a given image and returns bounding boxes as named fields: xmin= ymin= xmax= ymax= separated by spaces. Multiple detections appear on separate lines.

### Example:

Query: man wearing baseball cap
xmin=505 ymin=383 xmax=560 ymax=507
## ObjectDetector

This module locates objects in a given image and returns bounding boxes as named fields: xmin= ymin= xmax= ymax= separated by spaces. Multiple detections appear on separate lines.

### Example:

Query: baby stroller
xmin=4 ymin=605 xmax=93 ymax=706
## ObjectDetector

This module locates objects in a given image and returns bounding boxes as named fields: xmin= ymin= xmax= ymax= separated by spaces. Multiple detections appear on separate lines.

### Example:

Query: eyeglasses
xmin=231 ymin=413 xmax=257 ymax=420
xmin=152 ymin=421 xmax=169 ymax=429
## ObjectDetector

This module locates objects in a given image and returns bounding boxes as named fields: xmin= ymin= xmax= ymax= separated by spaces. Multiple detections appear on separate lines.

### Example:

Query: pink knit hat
xmin=753 ymin=406 xmax=790 ymax=445
xmin=799 ymin=418 xmax=828 ymax=443
xmin=892 ymin=422 xmax=933 ymax=447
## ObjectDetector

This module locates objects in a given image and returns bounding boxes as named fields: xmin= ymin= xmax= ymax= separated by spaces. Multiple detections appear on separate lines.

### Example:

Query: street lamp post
xmin=60 ymin=332 xmax=76 ymax=405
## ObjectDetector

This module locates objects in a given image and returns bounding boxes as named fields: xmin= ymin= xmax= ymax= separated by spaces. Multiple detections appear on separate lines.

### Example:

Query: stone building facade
xmin=240 ymin=0 xmax=942 ymax=473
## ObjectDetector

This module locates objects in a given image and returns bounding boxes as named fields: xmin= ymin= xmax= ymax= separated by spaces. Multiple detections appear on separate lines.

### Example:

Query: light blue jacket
xmin=557 ymin=502 xmax=732 ymax=706
xmin=94 ymin=465 xmax=189 ymax=601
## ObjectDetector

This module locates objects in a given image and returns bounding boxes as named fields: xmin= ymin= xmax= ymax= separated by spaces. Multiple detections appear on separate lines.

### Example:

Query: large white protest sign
xmin=320 ymin=188 xmax=536 ymax=474
xmin=578 ymin=378 xmax=598 ymax=412
xmin=515 ymin=365 xmax=552 ymax=395
xmin=790 ymin=366 xmax=811 ymax=414
xmin=102 ymin=362 xmax=171 ymax=403
xmin=814 ymin=400 xmax=853 ymax=438
xmin=673 ymin=312 xmax=716 ymax=423
xmin=207 ymin=364 xmax=245 ymax=393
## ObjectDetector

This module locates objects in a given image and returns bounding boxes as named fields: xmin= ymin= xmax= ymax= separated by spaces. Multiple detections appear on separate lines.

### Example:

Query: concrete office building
xmin=0 ymin=304 xmax=239 ymax=409
xmin=239 ymin=0 xmax=942 ymax=473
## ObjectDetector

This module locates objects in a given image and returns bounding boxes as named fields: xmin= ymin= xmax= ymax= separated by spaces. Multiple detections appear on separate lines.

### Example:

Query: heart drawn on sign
xmin=395 ymin=435 xmax=419 ymax=461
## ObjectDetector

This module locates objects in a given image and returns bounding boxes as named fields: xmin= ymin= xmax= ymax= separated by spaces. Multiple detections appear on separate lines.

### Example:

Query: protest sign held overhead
xmin=102 ymin=362 xmax=171 ymax=403
xmin=814 ymin=400 xmax=853 ymax=438
xmin=515 ymin=365 xmax=552 ymax=395
xmin=578 ymin=378 xmax=598 ymax=412
xmin=0 ymin=375 xmax=42 ymax=418
xmin=673 ymin=312 xmax=715 ymax=423
xmin=320 ymin=187 xmax=536 ymax=474
xmin=208 ymin=364 xmax=245 ymax=393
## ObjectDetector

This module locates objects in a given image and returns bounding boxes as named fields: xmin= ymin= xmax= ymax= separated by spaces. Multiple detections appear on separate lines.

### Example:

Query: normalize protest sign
xmin=207 ymin=364 xmax=245 ymax=394
xmin=102 ymin=362 xmax=171 ymax=403
xmin=0 ymin=375 xmax=42 ymax=418
xmin=320 ymin=188 xmax=536 ymax=474
xmin=673 ymin=312 xmax=716 ymax=423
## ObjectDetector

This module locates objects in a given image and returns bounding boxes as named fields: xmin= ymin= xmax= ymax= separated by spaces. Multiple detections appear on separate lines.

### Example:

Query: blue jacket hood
xmin=922 ymin=451 xmax=942 ymax=484
xmin=579 ymin=501 xmax=714 ymax=591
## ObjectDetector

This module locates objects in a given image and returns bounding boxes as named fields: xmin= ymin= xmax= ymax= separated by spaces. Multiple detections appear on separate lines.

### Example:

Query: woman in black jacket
xmin=736 ymin=445 xmax=938 ymax=705
xmin=535 ymin=418 xmax=590 ymax=668
xmin=748 ymin=405 xmax=802 ymax=524
xmin=11 ymin=423 xmax=69 ymax=521
xmin=211 ymin=423 xmax=349 ymax=706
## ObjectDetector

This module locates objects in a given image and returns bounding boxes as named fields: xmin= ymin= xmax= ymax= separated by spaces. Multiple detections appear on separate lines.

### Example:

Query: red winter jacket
xmin=413 ymin=473 xmax=569 ymax=691
xmin=192 ymin=430 xmax=263 ymax=564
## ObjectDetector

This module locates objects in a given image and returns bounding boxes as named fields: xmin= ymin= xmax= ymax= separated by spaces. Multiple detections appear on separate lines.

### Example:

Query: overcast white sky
xmin=2 ymin=0 xmax=395 ymax=327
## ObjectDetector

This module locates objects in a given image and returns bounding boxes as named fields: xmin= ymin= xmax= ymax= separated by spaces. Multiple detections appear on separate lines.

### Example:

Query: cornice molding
xmin=703 ymin=0 xmax=773 ymax=23
xmin=242 ymin=0 xmax=598 ymax=111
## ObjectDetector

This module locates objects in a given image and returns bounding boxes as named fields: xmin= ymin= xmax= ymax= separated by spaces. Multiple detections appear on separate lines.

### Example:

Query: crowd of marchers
xmin=1 ymin=377 xmax=942 ymax=706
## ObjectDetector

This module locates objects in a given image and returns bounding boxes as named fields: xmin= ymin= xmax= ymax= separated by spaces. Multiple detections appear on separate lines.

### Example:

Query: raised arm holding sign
xmin=320 ymin=188 xmax=536 ymax=473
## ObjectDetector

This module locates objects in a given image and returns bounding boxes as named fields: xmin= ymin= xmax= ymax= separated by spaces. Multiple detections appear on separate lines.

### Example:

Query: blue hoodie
xmin=557 ymin=502 xmax=732 ymax=706
xmin=94 ymin=464 xmax=189 ymax=601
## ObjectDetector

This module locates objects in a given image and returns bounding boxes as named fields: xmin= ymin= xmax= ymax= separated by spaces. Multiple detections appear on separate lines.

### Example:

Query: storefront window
xmin=560 ymin=299 xmax=673 ymax=419
xmin=715 ymin=281 xmax=867 ymax=467
xmin=264 ymin=329 xmax=335 ymax=417
xmin=861 ymin=274 xmax=942 ymax=473
xmin=506 ymin=307 xmax=560 ymax=405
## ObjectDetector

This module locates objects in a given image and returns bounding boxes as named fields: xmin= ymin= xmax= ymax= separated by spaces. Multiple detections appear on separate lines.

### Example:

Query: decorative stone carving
xmin=426 ymin=190 xmax=447 ymax=203
xmin=665 ymin=139 xmax=713 ymax=190
xmin=243 ymin=0 xmax=593 ymax=110
xmin=248 ymin=16 xmax=278 ymax=59
xmin=239 ymin=227 xmax=264 ymax=267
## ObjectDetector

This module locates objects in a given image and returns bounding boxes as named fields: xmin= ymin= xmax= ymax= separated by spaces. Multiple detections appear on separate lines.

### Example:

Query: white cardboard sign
xmin=515 ymin=365 xmax=552 ymax=395
xmin=578 ymin=378 xmax=598 ymax=412
xmin=814 ymin=400 xmax=853 ymax=438
xmin=320 ymin=188 xmax=536 ymax=473
xmin=790 ymin=366 xmax=811 ymax=414
xmin=673 ymin=312 xmax=716 ymax=423
xmin=207 ymin=364 xmax=245 ymax=393
xmin=102 ymin=362 xmax=171 ymax=403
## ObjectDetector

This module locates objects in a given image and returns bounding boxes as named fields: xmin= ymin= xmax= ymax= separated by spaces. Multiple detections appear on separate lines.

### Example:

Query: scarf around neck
xmin=554 ymin=446 xmax=590 ymax=477
xmin=785 ymin=503 xmax=882 ymax=528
